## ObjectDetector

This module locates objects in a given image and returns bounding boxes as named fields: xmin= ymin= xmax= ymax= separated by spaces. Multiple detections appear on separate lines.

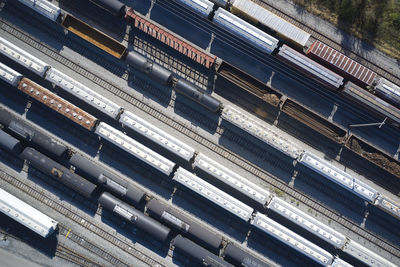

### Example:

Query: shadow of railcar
xmin=0 ymin=213 xmax=58 ymax=258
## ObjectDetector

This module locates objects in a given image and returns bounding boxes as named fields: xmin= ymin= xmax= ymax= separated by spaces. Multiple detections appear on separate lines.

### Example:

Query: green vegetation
xmin=293 ymin=0 xmax=400 ymax=59
xmin=272 ymin=188 xmax=285 ymax=197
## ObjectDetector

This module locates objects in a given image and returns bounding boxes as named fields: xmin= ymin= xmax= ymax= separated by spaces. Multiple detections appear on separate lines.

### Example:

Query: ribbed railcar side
xmin=307 ymin=41 xmax=377 ymax=87
xmin=277 ymin=45 xmax=344 ymax=89
xmin=342 ymin=239 xmax=396 ymax=267
xmin=252 ymin=212 xmax=334 ymax=266
xmin=231 ymin=0 xmax=311 ymax=47
xmin=0 ymin=188 xmax=58 ymax=238
xmin=213 ymin=8 xmax=279 ymax=54
xmin=375 ymin=195 xmax=400 ymax=220
xmin=373 ymin=77 xmax=400 ymax=108
xmin=221 ymin=105 xmax=303 ymax=159
xmin=193 ymin=153 xmax=270 ymax=205
xmin=0 ymin=37 xmax=49 ymax=77
xmin=174 ymin=0 xmax=214 ymax=18
xmin=119 ymin=111 xmax=195 ymax=161
xmin=267 ymin=197 xmax=347 ymax=248
xmin=95 ymin=122 xmax=176 ymax=175
xmin=352 ymin=179 xmax=378 ymax=203
xmin=17 ymin=0 xmax=61 ymax=21
xmin=298 ymin=151 xmax=354 ymax=190
xmin=0 ymin=62 xmax=23 ymax=87
xmin=125 ymin=10 xmax=217 ymax=69
xmin=17 ymin=78 xmax=98 ymax=131
xmin=342 ymin=82 xmax=400 ymax=126
xmin=45 ymin=68 xmax=122 ymax=119
xmin=173 ymin=167 xmax=254 ymax=222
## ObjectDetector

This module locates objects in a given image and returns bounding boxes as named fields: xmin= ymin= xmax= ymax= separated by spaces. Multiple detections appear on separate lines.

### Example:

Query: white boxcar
xmin=352 ymin=178 xmax=378 ymax=203
xmin=277 ymin=45 xmax=344 ymax=89
xmin=193 ymin=153 xmax=270 ymax=205
xmin=95 ymin=122 xmax=175 ymax=175
xmin=343 ymin=240 xmax=396 ymax=267
xmin=174 ymin=0 xmax=214 ymax=18
xmin=252 ymin=212 xmax=333 ymax=266
xmin=267 ymin=197 xmax=346 ymax=248
xmin=0 ymin=62 xmax=23 ymax=87
xmin=0 ymin=37 xmax=49 ymax=77
xmin=231 ymin=0 xmax=311 ymax=47
xmin=213 ymin=8 xmax=279 ymax=54
xmin=45 ymin=68 xmax=122 ymax=119
xmin=173 ymin=167 xmax=254 ymax=221
xmin=222 ymin=105 xmax=303 ymax=158
xmin=331 ymin=258 xmax=354 ymax=267
xmin=298 ymin=151 xmax=354 ymax=190
xmin=0 ymin=188 xmax=58 ymax=238
xmin=374 ymin=77 xmax=400 ymax=108
xmin=17 ymin=0 xmax=61 ymax=21
xmin=120 ymin=111 xmax=195 ymax=161
xmin=375 ymin=195 xmax=400 ymax=220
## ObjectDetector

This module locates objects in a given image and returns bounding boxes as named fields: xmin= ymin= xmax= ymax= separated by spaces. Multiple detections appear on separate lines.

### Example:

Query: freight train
xmin=168 ymin=0 xmax=400 ymax=124
xmin=0 ymin=65 xmax=397 ymax=265
xmin=2 ymin=33 xmax=399 ymax=264
xmin=1 ymin=42 xmax=398 ymax=222
xmin=2 ymin=1 xmax=399 ymax=265
xmin=10 ymin=0 xmax=399 ymax=181
xmin=0 ymin=187 xmax=58 ymax=238
xmin=58 ymin=0 xmax=400 ymax=181
xmin=0 ymin=114 xmax=395 ymax=266
xmin=15 ymin=0 xmax=400 ymax=121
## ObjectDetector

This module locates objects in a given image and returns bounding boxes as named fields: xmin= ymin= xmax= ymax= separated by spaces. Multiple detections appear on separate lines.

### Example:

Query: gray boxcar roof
xmin=343 ymin=82 xmax=400 ymax=125
xmin=231 ymin=0 xmax=311 ymax=46
xmin=278 ymin=45 xmax=344 ymax=89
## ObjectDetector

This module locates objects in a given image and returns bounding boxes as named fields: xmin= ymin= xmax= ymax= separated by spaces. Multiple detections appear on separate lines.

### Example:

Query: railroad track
xmin=0 ymin=220 xmax=103 ymax=267
xmin=0 ymin=169 xmax=165 ymax=267
xmin=1 ymin=16 xmax=399 ymax=261
xmin=52 ymin=0 xmax=211 ymax=90
xmin=56 ymin=243 xmax=102 ymax=267
xmin=253 ymin=0 xmax=400 ymax=86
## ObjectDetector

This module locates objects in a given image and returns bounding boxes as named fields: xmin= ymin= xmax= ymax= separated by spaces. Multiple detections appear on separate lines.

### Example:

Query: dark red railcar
xmin=17 ymin=78 xmax=98 ymax=131
xmin=307 ymin=41 xmax=377 ymax=87
xmin=125 ymin=9 xmax=216 ymax=69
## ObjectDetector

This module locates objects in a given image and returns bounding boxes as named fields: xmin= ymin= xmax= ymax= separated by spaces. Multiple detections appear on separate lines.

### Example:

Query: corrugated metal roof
xmin=232 ymin=0 xmax=311 ymax=46
xmin=214 ymin=8 xmax=279 ymax=54
xmin=343 ymin=82 xmax=400 ymax=124
xmin=278 ymin=45 xmax=343 ymax=88
xmin=307 ymin=41 xmax=377 ymax=86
